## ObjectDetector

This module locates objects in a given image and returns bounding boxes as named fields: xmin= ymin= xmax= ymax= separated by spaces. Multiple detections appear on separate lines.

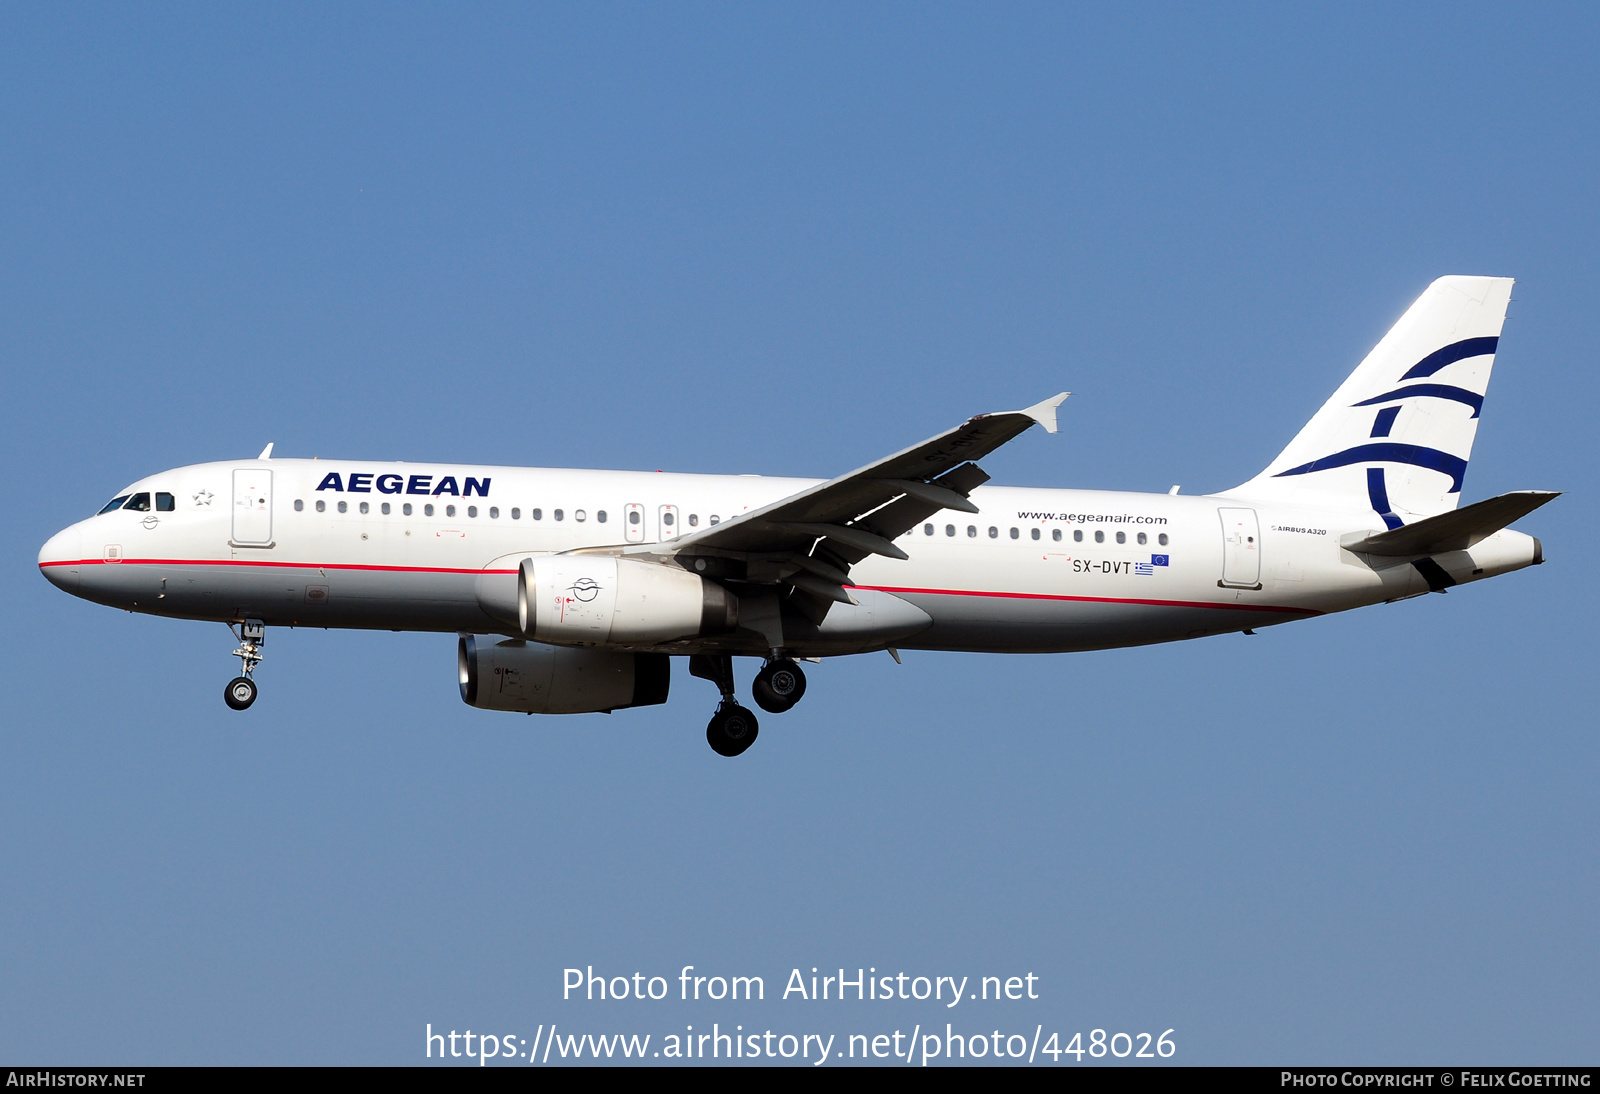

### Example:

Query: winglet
xmin=258 ymin=442 xmax=274 ymax=460
xmin=1019 ymin=392 xmax=1070 ymax=434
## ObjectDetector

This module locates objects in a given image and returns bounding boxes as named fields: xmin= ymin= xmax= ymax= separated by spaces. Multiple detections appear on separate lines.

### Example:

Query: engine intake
xmin=458 ymin=634 xmax=670 ymax=714
xmin=517 ymin=555 xmax=737 ymax=646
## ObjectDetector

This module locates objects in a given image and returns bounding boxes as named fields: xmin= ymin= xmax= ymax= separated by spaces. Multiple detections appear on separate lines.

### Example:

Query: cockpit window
xmin=123 ymin=492 xmax=151 ymax=512
xmin=155 ymin=492 xmax=175 ymax=512
xmin=98 ymin=495 xmax=130 ymax=514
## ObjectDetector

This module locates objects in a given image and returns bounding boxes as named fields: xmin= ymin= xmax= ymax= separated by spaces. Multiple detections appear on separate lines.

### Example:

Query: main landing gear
xmin=752 ymin=658 xmax=807 ymax=714
xmin=224 ymin=619 xmax=266 ymax=711
xmin=690 ymin=654 xmax=810 ymax=757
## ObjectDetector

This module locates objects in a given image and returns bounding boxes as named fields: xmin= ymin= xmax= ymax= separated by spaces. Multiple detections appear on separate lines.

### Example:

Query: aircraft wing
xmin=625 ymin=392 xmax=1068 ymax=614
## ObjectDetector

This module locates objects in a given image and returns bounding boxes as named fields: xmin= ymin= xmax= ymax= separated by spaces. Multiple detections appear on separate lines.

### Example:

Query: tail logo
xmin=1272 ymin=443 xmax=1467 ymax=493
xmin=1398 ymin=336 xmax=1497 ymax=380
xmin=1270 ymin=336 xmax=1497 ymax=519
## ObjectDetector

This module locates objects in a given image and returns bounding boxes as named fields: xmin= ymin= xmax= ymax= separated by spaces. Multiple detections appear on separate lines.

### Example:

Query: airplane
xmin=38 ymin=276 xmax=1555 ymax=756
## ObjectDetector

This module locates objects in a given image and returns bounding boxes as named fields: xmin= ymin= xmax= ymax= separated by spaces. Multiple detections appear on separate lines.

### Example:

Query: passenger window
xmin=467 ymin=506 xmax=478 ymax=518
xmin=316 ymin=500 xmax=326 ymax=513
xmin=1010 ymin=527 xmax=1019 ymax=539
xmin=124 ymin=492 xmax=151 ymax=512
xmin=381 ymin=502 xmax=391 ymax=515
xmin=988 ymin=526 xmax=998 ymax=538
xmin=1137 ymin=532 xmax=1147 ymax=545
xmin=554 ymin=509 xmax=564 ymax=521
xmin=404 ymin=503 xmax=413 ymax=516
xmin=967 ymin=525 xmax=977 ymax=537
xmin=1074 ymin=529 xmax=1083 ymax=542
xmin=1052 ymin=529 xmax=1062 ymax=542
xmin=1031 ymin=528 xmax=1040 ymax=541
xmin=924 ymin=524 xmax=934 ymax=535
xmin=1116 ymin=531 xmax=1125 ymax=544
xmin=662 ymin=511 xmax=673 ymax=526
xmin=946 ymin=524 xmax=955 ymax=537
xmin=360 ymin=501 xmax=370 ymax=515
xmin=710 ymin=515 xmax=720 ymax=525
xmin=597 ymin=510 xmax=606 ymax=523
xmin=689 ymin=514 xmax=699 ymax=527
xmin=338 ymin=501 xmax=348 ymax=514
xmin=156 ymin=492 xmax=175 ymax=512
xmin=1094 ymin=530 xmax=1104 ymax=543
xmin=510 ymin=508 xmax=519 ymax=519
xmin=532 ymin=508 xmax=542 ymax=520
xmin=629 ymin=510 xmax=641 ymax=525
xmin=575 ymin=510 xmax=586 ymax=522
xmin=294 ymin=499 xmax=304 ymax=512
xmin=490 ymin=507 xmax=499 ymax=518
xmin=425 ymin=504 xmax=435 ymax=516
xmin=1158 ymin=533 xmax=1168 ymax=546
xmin=98 ymin=495 xmax=130 ymax=514
xmin=446 ymin=505 xmax=456 ymax=517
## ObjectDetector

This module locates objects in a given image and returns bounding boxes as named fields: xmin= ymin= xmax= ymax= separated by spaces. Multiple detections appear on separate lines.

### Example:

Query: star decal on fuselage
xmin=193 ymin=490 xmax=213 ymax=507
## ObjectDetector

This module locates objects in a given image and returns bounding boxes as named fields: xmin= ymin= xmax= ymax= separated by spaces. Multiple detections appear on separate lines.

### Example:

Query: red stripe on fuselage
xmin=38 ymin=560 xmax=1321 ymax=615
xmin=851 ymin=584 xmax=1320 ymax=616
xmin=39 ymin=558 xmax=520 ymax=575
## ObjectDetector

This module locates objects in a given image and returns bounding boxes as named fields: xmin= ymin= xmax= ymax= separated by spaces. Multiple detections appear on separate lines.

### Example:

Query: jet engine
xmin=458 ymin=634 xmax=670 ymax=714
xmin=516 ymin=555 xmax=737 ymax=646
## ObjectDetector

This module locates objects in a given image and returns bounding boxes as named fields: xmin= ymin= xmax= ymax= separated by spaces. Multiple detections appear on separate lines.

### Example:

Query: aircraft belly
xmin=98 ymin=562 xmax=499 ymax=633
xmin=894 ymin=592 xmax=1308 ymax=653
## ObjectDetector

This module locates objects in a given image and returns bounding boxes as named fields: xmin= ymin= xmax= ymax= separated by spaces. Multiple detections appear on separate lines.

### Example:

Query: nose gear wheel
xmin=224 ymin=676 xmax=258 ymax=710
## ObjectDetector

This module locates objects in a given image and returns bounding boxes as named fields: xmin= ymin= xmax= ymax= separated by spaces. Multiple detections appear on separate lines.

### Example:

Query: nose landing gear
xmin=224 ymin=619 xmax=265 ymax=711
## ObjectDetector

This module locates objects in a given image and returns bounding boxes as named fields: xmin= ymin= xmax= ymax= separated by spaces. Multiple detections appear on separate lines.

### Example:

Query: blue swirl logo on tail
xmin=1398 ymin=336 xmax=1497 ymax=380
xmin=1271 ymin=338 xmax=1492 ymax=522
xmin=1273 ymin=443 xmax=1467 ymax=493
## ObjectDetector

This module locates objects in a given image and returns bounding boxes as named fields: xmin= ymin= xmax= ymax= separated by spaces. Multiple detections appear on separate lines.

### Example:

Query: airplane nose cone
xmin=39 ymin=525 xmax=82 ymax=593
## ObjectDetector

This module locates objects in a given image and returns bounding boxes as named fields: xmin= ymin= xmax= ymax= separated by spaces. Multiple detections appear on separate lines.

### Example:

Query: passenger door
xmin=232 ymin=469 xmax=274 ymax=546
xmin=1218 ymin=507 xmax=1260 ymax=588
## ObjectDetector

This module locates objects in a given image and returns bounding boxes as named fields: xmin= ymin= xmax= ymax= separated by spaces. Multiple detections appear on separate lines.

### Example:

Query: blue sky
xmin=2 ymin=4 xmax=1595 ymax=1065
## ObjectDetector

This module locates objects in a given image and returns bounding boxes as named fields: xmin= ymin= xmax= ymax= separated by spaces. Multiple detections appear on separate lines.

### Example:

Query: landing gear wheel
xmin=224 ymin=676 xmax=258 ymax=711
xmin=752 ymin=659 xmax=807 ymax=714
xmin=706 ymin=703 xmax=759 ymax=757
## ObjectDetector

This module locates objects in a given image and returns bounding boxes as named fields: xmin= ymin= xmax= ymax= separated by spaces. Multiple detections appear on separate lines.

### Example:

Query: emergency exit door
xmin=232 ymin=469 xmax=274 ymax=546
xmin=1218 ymin=507 xmax=1260 ymax=589
xmin=624 ymin=503 xmax=645 ymax=543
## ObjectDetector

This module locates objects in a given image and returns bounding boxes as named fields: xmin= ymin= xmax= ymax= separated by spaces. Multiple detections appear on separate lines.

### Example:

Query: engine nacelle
xmin=517 ymin=555 xmax=737 ymax=646
xmin=458 ymin=634 xmax=670 ymax=714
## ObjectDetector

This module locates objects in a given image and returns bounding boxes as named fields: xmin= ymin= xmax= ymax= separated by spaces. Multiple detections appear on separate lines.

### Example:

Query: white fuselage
xmin=37 ymin=457 xmax=1541 ymax=657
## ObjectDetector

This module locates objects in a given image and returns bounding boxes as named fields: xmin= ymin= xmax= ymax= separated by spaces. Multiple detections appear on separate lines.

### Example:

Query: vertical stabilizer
xmin=1228 ymin=276 xmax=1513 ymax=524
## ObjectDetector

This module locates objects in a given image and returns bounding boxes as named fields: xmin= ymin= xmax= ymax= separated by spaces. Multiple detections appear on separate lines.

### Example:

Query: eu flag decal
xmin=1151 ymin=554 xmax=1169 ymax=566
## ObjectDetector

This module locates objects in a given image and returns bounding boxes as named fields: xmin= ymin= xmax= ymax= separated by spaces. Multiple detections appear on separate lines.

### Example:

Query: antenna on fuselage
xmin=258 ymin=443 xmax=274 ymax=460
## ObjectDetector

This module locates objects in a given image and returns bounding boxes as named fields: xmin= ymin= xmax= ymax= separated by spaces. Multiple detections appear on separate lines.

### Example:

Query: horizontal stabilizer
xmin=1342 ymin=490 xmax=1559 ymax=556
